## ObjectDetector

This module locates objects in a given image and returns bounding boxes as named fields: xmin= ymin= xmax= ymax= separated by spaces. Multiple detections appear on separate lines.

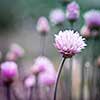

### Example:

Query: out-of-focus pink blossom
xmin=39 ymin=72 xmax=56 ymax=86
xmin=81 ymin=25 xmax=99 ymax=37
xmin=80 ymin=25 xmax=91 ymax=38
xmin=1 ymin=61 xmax=18 ymax=81
xmin=38 ymin=57 xmax=56 ymax=86
xmin=24 ymin=75 xmax=36 ymax=88
xmin=6 ymin=51 xmax=18 ymax=61
xmin=49 ymin=8 xmax=65 ymax=25
xmin=8 ymin=43 xmax=25 ymax=59
xmin=66 ymin=1 xmax=80 ymax=23
xmin=31 ymin=56 xmax=55 ymax=75
xmin=54 ymin=30 xmax=86 ymax=58
xmin=36 ymin=16 xmax=50 ymax=34
xmin=84 ymin=10 xmax=100 ymax=29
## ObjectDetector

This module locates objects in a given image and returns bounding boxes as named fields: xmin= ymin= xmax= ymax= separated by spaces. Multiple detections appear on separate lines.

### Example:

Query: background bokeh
xmin=0 ymin=0 xmax=100 ymax=100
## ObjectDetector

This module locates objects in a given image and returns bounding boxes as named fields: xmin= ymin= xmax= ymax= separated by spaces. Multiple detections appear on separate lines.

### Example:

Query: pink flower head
xmin=54 ymin=30 xmax=86 ymax=58
xmin=36 ymin=16 xmax=50 ymax=34
xmin=39 ymin=72 xmax=56 ymax=86
xmin=1 ymin=61 xmax=18 ymax=81
xmin=49 ymin=8 xmax=65 ymax=25
xmin=80 ymin=25 xmax=91 ymax=38
xmin=31 ymin=56 xmax=55 ymax=75
xmin=38 ymin=57 xmax=56 ymax=86
xmin=66 ymin=1 xmax=80 ymax=22
xmin=24 ymin=75 xmax=36 ymax=88
xmin=6 ymin=51 xmax=18 ymax=61
xmin=9 ymin=43 xmax=25 ymax=59
xmin=84 ymin=10 xmax=100 ymax=29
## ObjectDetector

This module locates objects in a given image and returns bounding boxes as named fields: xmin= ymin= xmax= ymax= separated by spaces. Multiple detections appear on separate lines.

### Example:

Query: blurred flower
xmin=6 ymin=52 xmax=18 ymax=61
xmin=24 ymin=75 xmax=36 ymax=88
xmin=36 ymin=16 xmax=50 ymax=34
xmin=1 ymin=61 xmax=18 ymax=81
xmin=31 ymin=56 xmax=55 ymax=75
xmin=66 ymin=1 xmax=80 ymax=23
xmin=49 ymin=8 xmax=65 ymax=25
xmin=84 ymin=10 xmax=100 ymax=30
xmin=54 ymin=30 xmax=86 ymax=58
xmin=39 ymin=72 xmax=56 ymax=86
xmin=80 ymin=25 xmax=91 ymax=38
xmin=6 ymin=43 xmax=25 ymax=61
xmin=38 ymin=57 xmax=56 ymax=86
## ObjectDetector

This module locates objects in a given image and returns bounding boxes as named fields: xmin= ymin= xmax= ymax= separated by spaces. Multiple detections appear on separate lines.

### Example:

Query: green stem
xmin=40 ymin=34 xmax=46 ymax=56
xmin=53 ymin=57 xmax=66 ymax=100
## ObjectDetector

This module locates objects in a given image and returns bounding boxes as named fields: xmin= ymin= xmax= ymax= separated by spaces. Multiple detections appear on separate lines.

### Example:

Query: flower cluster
xmin=31 ymin=56 xmax=56 ymax=86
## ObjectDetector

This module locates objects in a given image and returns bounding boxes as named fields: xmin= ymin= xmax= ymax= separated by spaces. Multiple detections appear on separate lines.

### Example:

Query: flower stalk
xmin=29 ymin=86 xmax=34 ymax=100
xmin=69 ymin=58 xmax=73 ymax=100
xmin=5 ymin=83 xmax=11 ymax=100
xmin=40 ymin=33 xmax=46 ymax=56
xmin=53 ymin=57 xmax=66 ymax=100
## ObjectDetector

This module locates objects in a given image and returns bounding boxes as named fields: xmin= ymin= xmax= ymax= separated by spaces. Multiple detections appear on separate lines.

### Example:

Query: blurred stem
xmin=12 ymin=88 xmax=19 ymax=100
xmin=80 ymin=57 xmax=85 ymax=100
xmin=35 ymin=74 xmax=40 ymax=100
xmin=69 ymin=58 xmax=73 ymax=100
xmin=6 ymin=83 xmax=11 ymax=100
xmin=57 ymin=23 xmax=64 ymax=31
xmin=95 ymin=67 xmax=100 ymax=100
xmin=46 ymin=86 xmax=52 ymax=100
xmin=53 ymin=57 xmax=66 ymax=100
xmin=89 ymin=38 xmax=96 ymax=100
xmin=29 ymin=86 xmax=34 ymax=100
xmin=70 ymin=22 xmax=74 ymax=30
xmin=40 ymin=34 xmax=46 ymax=56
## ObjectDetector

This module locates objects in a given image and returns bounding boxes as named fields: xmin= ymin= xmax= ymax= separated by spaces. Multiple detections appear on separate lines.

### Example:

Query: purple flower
xmin=80 ymin=25 xmax=91 ymax=38
xmin=6 ymin=43 xmax=25 ymax=61
xmin=49 ymin=8 xmax=65 ymax=25
xmin=54 ymin=30 xmax=86 ymax=58
xmin=66 ymin=1 xmax=80 ymax=23
xmin=38 ymin=57 xmax=56 ymax=86
xmin=31 ymin=56 xmax=56 ymax=86
xmin=39 ymin=72 xmax=56 ymax=86
xmin=1 ymin=61 xmax=18 ymax=81
xmin=84 ymin=10 xmax=100 ymax=29
xmin=31 ymin=56 xmax=55 ymax=75
xmin=36 ymin=16 xmax=50 ymax=34
xmin=24 ymin=75 xmax=36 ymax=88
